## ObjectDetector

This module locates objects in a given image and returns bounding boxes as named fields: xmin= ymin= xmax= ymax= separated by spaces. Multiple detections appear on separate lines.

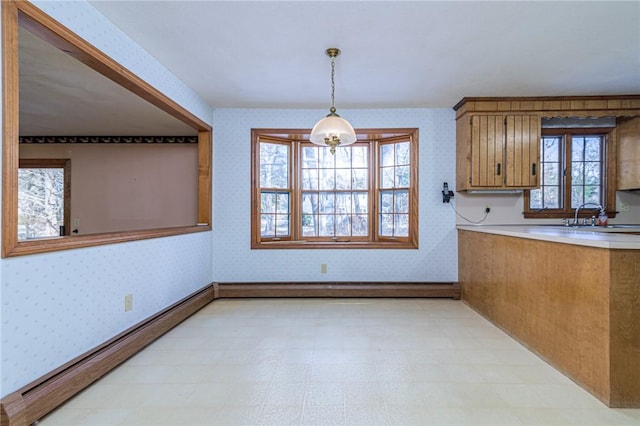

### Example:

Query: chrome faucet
xmin=573 ymin=203 xmax=603 ymax=226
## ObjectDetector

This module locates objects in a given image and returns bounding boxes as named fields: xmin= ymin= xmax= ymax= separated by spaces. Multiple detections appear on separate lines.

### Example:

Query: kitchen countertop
xmin=457 ymin=225 xmax=640 ymax=249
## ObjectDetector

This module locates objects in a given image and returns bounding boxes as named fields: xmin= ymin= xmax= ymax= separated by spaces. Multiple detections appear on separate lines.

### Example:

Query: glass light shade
xmin=309 ymin=115 xmax=357 ymax=147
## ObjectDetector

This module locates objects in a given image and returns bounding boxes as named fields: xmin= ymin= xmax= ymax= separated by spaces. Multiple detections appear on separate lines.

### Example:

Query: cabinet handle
xmin=532 ymin=163 xmax=537 ymax=176
xmin=496 ymin=163 xmax=501 ymax=176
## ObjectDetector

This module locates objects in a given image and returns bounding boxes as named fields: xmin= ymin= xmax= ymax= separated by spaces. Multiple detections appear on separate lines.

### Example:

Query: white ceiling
xmin=18 ymin=1 xmax=640 ymax=136
xmin=19 ymin=27 xmax=197 ymax=136
xmin=89 ymin=0 xmax=640 ymax=109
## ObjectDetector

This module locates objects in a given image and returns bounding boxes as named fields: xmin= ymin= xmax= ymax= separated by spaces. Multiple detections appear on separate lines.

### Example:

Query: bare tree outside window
xmin=18 ymin=160 xmax=69 ymax=240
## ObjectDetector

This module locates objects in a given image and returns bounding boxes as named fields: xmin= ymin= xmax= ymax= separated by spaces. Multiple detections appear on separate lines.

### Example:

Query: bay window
xmin=252 ymin=128 xmax=418 ymax=248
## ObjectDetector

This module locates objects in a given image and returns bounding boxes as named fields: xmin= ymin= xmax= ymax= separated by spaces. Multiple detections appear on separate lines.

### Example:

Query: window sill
xmin=252 ymin=240 xmax=418 ymax=249
xmin=524 ymin=210 xmax=617 ymax=219
xmin=5 ymin=225 xmax=211 ymax=257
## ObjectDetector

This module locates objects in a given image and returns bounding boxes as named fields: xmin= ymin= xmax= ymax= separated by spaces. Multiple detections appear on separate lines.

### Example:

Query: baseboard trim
xmin=0 ymin=283 xmax=217 ymax=426
xmin=218 ymin=282 xmax=461 ymax=299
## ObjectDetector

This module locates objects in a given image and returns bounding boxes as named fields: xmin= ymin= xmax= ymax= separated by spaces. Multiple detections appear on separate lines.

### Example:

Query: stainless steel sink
xmin=563 ymin=224 xmax=640 ymax=233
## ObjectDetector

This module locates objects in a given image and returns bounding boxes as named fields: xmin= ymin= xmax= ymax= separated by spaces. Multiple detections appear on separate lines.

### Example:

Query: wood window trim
xmin=251 ymin=128 xmax=419 ymax=249
xmin=19 ymin=158 xmax=71 ymax=237
xmin=2 ymin=1 xmax=212 ymax=257
xmin=523 ymin=127 xmax=617 ymax=219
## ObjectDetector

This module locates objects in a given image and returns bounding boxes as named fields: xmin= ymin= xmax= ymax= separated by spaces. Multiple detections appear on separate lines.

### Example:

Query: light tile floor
xmin=37 ymin=299 xmax=640 ymax=426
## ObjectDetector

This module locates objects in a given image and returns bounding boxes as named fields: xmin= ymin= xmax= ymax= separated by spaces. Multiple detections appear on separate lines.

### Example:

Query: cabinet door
xmin=505 ymin=115 xmax=540 ymax=188
xmin=470 ymin=115 xmax=504 ymax=187
xmin=617 ymin=116 xmax=640 ymax=190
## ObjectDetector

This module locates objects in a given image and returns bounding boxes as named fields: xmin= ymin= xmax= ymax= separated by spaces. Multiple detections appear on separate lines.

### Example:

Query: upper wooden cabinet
xmin=617 ymin=116 xmax=640 ymax=190
xmin=454 ymin=96 xmax=640 ymax=192
xmin=462 ymin=114 xmax=540 ymax=190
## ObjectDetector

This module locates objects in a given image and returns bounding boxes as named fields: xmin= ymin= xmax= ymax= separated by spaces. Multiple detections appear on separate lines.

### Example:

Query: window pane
xmin=572 ymin=137 xmax=585 ymax=161
xmin=260 ymin=214 xmax=275 ymax=237
xmin=276 ymin=215 xmax=290 ymax=236
xmin=543 ymin=186 xmax=560 ymax=208
xmin=352 ymin=146 xmax=368 ymax=167
xmin=394 ymin=214 xmax=408 ymax=237
xmin=335 ymin=215 xmax=351 ymax=236
xmin=319 ymin=192 xmax=334 ymax=214
xmin=302 ymin=193 xmax=318 ymax=214
xmin=302 ymin=169 xmax=318 ymax=190
xmin=319 ymin=215 xmax=334 ymax=236
xmin=542 ymin=162 xmax=559 ymax=185
xmin=260 ymin=143 xmax=289 ymax=188
xmin=319 ymin=147 xmax=334 ymax=168
xmin=381 ymin=167 xmax=394 ymax=189
xmin=543 ymin=137 xmax=560 ymax=162
xmin=571 ymin=186 xmax=583 ymax=208
xmin=395 ymin=190 xmax=409 ymax=214
xmin=352 ymin=193 xmax=368 ymax=214
xmin=352 ymin=169 xmax=368 ymax=190
xmin=335 ymin=169 xmax=350 ymax=190
xmin=530 ymin=188 xmax=542 ymax=209
xmin=584 ymin=137 xmax=601 ymax=161
xmin=572 ymin=162 xmax=584 ymax=184
xmin=353 ymin=215 xmax=368 ymax=236
xmin=380 ymin=191 xmax=393 ymax=214
xmin=335 ymin=148 xmax=351 ymax=168
xmin=584 ymin=162 xmax=600 ymax=185
xmin=276 ymin=193 xmax=289 ymax=214
xmin=381 ymin=144 xmax=394 ymax=167
xmin=395 ymin=142 xmax=410 ymax=165
xmin=319 ymin=169 xmax=334 ymax=190
xmin=302 ymin=146 xmax=318 ymax=168
xmin=261 ymin=192 xmax=275 ymax=213
xmin=585 ymin=186 xmax=600 ymax=205
xmin=379 ymin=214 xmax=393 ymax=236
xmin=395 ymin=166 xmax=410 ymax=187
xmin=336 ymin=193 xmax=352 ymax=214
xmin=302 ymin=214 xmax=317 ymax=236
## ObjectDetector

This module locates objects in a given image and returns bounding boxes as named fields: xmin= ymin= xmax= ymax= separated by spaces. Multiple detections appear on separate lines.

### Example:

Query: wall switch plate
xmin=124 ymin=294 xmax=133 ymax=311
xmin=618 ymin=200 xmax=630 ymax=212
xmin=320 ymin=264 xmax=327 ymax=274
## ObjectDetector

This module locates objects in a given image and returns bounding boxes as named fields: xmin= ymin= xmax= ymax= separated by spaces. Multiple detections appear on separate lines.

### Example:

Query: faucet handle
xmin=562 ymin=218 xmax=570 ymax=227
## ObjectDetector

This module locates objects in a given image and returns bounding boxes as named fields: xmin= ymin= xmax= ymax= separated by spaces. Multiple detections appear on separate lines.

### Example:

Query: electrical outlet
xmin=124 ymin=294 xmax=133 ymax=311
xmin=320 ymin=264 xmax=327 ymax=274
xmin=485 ymin=205 xmax=491 ymax=213
xmin=73 ymin=217 xmax=80 ymax=227
xmin=618 ymin=200 xmax=630 ymax=212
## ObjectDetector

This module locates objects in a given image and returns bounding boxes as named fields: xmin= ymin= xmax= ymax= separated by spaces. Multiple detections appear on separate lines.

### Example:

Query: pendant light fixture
xmin=309 ymin=48 xmax=356 ymax=154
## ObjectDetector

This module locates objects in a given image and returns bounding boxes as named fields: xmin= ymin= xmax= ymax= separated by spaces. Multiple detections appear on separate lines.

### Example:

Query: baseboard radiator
xmin=0 ymin=283 xmax=217 ymax=426
xmin=0 ymin=281 xmax=458 ymax=426
xmin=218 ymin=282 xmax=460 ymax=299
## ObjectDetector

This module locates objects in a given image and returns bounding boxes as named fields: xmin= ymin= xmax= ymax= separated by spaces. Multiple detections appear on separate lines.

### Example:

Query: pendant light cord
xmin=330 ymin=56 xmax=336 ymax=113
